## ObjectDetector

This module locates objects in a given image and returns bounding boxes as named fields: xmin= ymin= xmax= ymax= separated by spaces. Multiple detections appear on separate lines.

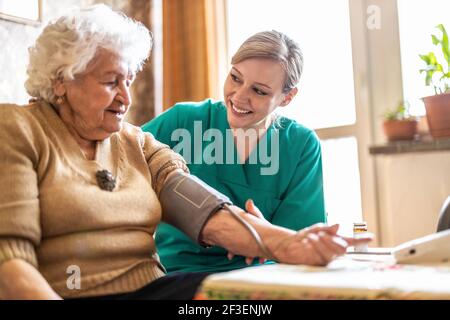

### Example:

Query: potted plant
xmin=419 ymin=24 xmax=450 ymax=138
xmin=382 ymin=102 xmax=418 ymax=142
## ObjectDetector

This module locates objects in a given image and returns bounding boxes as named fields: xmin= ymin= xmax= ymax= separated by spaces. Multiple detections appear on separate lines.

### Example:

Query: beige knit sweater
xmin=0 ymin=101 xmax=188 ymax=298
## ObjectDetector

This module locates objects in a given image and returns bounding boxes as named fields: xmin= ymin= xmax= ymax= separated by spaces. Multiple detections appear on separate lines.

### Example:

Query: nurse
xmin=142 ymin=30 xmax=326 ymax=273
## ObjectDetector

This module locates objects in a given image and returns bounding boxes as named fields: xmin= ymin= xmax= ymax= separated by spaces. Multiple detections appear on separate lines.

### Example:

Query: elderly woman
xmin=0 ymin=5 xmax=370 ymax=300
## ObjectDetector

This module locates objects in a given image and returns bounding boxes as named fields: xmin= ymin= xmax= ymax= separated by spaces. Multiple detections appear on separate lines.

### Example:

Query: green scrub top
xmin=142 ymin=99 xmax=326 ymax=273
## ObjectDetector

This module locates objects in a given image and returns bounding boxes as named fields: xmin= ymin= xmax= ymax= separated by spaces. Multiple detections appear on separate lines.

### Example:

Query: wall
xmin=0 ymin=0 xmax=156 ymax=125
xmin=0 ymin=0 xmax=93 ymax=105
xmin=376 ymin=151 xmax=450 ymax=246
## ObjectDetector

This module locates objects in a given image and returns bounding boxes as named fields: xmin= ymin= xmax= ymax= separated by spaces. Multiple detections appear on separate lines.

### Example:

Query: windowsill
xmin=369 ymin=135 xmax=450 ymax=155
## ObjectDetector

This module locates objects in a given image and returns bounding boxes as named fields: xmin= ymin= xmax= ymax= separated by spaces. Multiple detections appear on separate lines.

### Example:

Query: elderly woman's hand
xmin=271 ymin=224 xmax=372 ymax=266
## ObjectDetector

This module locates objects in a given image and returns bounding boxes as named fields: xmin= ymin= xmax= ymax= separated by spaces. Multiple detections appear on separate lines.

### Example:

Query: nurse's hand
xmin=227 ymin=199 xmax=268 ymax=265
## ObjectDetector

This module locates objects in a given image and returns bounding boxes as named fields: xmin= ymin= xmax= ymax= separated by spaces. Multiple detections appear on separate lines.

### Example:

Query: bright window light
xmin=398 ymin=0 xmax=450 ymax=116
xmin=321 ymin=137 xmax=362 ymax=236
xmin=227 ymin=0 xmax=356 ymax=129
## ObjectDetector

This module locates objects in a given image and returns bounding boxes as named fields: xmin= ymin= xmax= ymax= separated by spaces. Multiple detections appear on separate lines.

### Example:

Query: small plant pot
xmin=423 ymin=92 xmax=450 ymax=138
xmin=383 ymin=120 xmax=418 ymax=142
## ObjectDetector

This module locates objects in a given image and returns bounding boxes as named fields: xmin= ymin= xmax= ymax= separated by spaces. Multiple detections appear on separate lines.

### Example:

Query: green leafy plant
xmin=384 ymin=101 xmax=415 ymax=121
xmin=419 ymin=24 xmax=450 ymax=95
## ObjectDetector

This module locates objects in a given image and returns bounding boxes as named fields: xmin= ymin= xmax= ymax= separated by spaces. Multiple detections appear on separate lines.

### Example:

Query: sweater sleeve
xmin=142 ymin=131 xmax=189 ymax=196
xmin=0 ymin=105 xmax=41 ymax=268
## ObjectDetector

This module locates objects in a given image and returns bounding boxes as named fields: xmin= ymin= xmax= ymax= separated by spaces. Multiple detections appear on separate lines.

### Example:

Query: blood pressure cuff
xmin=159 ymin=172 xmax=232 ymax=244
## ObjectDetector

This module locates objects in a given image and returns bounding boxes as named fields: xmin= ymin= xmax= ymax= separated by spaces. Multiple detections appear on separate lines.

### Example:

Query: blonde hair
xmin=25 ymin=4 xmax=152 ymax=103
xmin=231 ymin=30 xmax=303 ymax=93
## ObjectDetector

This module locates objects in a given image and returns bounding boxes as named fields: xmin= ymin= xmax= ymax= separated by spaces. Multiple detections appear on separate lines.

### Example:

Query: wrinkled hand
xmin=227 ymin=199 xmax=268 ymax=265
xmin=272 ymin=223 xmax=373 ymax=266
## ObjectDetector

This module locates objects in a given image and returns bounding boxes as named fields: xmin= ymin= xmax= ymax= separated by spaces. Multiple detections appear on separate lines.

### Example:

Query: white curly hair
xmin=25 ymin=4 xmax=152 ymax=103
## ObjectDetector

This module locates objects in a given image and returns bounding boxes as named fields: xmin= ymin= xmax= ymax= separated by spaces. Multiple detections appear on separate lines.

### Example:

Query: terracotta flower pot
xmin=383 ymin=120 xmax=418 ymax=142
xmin=423 ymin=92 xmax=450 ymax=138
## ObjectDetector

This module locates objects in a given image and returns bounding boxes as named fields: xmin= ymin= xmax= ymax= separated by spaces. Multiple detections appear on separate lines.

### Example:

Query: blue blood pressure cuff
xmin=159 ymin=171 xmax=232 ymax=245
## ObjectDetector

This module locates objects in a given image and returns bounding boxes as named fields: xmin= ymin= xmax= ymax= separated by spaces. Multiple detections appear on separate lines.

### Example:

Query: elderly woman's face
xmin=60 ymin=49 xmax=134 ymax=140
xmin=223 ymin=58 xmax=295 ymax=131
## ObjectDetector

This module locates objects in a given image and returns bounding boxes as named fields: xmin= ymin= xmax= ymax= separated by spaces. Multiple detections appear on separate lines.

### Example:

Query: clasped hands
xmin=227 ymin=199 xmax=373 ymax=266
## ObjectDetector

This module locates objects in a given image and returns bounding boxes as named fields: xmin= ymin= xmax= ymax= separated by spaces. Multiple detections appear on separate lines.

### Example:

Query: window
xmin=321 ymin=137 xmax=362 ymax=236
xmin=397 ymin=0 xmax=450 ymax=116
xmin=227 ymin=0 xmax=363 ymax=235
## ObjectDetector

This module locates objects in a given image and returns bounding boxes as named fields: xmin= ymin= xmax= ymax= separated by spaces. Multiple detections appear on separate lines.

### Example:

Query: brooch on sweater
xmin=96 ymin=169 xmax=116 ymax=191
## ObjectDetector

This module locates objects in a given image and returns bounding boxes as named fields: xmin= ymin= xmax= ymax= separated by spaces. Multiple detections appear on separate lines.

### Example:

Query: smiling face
xmin=55 ymin=49 xmax=135 ymax=141
xmin=223 ymin=58 xmax=297 ymax=131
